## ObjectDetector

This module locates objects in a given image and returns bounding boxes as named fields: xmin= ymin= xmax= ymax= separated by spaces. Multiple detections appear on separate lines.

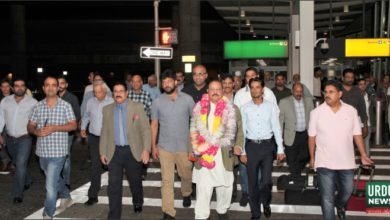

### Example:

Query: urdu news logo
xmin=366 ymin=182 xmax=390 ymax=213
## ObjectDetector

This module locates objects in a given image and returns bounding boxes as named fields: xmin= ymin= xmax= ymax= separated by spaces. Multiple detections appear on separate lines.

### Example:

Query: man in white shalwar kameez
xmin=190 ymin=81 xmax=239 ymax=219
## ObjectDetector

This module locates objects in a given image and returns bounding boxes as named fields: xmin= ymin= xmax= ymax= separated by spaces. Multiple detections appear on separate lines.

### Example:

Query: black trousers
xmin=285 ymin=131 xmax=309 ymax=177
xmin=246 ymin=140 xmax=274 ymax=218
xmin=87 ymin=134 xmax=104 ymax=198
xmin=107 ymin=146 xmax=143 ymax=220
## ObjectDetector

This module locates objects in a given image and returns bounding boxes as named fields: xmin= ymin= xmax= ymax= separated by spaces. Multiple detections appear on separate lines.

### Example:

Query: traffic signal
xmin=159 ymin=29 xmax=178 ymax=45
xmin=160 ymin=30 xmax=172 ymax=45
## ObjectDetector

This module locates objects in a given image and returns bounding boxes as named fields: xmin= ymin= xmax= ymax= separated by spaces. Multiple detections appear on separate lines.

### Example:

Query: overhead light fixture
xmin=240 ymin=9 xmax=245 ymax=17
xmin=37 ymin=67 xmax=43 ymax=73
xmin=250 ymin=26 xmax=254 ymax=33
xmin=344 ymin=5 xmax=349 ymax=13
xmin=253 ymin=32 xmax=257 ymax=38
xmin=63 ymin=71 xmax=68 ymax=76
xmin=335 ymin=16 xmax=340 ymax=22
xmin=246 ymin=19 xmax=250 ymax=26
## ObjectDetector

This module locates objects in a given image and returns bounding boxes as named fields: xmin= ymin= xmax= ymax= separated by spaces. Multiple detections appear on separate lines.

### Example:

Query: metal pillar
xmin=373 ymin=1 xmax=379 ymax=79
xmin=375 ymin=100 xmax=383 ymax=145
xmin=10 ymin=4 xmax=27 ymax=80
xmin=179 ymin=0 xmax=201 ymax=67
xmin=299 ymin=1 xmax=314 ymax=95
xmin=154 ymin=0 xmax=161 ymax=88
xmin=172 ymin=4 xmax=181 ymax=71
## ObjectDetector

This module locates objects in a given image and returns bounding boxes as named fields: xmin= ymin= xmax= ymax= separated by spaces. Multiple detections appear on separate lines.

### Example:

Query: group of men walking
xmin=1 ymin=64 xmax=373 ymax=220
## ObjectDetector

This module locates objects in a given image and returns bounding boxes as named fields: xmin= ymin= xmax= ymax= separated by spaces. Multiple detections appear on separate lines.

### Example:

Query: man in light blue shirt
xmin=80 ymin=82 xmax=113 ymax=206
xmin=240 ymin=77 xmax=285 ymax=220
xmin=142 ymin=74 xmax=161 ymax=101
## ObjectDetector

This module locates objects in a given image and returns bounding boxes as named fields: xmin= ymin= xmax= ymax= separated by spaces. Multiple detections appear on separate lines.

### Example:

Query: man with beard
xmin=28 ymin=76 xmax=77 ymax=218
xmin=100 ymin=82 xmax=151 ymax=219
xmin=58 ymin=76 xmax=81 ymax=191
xmin=271 ymin=73 xmax=291 ymax=104
xmin=191 ymin=80 xmax=238 ymax=219
xmin=0 ymin=79 xmax=37 ymax=203
xmin=279 ymin=83 xmax=314 ymax=176
xmin=341 ymin=69 xmax=368 ymax=138
xmin=151 ymin=69 xmax=194 ymax=219
xmin=308 ymin=80 xmax=373 ymax=220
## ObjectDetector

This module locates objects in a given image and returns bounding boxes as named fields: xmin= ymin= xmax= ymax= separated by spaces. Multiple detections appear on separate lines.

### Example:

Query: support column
xmin=171 ymin=3 xmax=181 ymax=71
xmin=10 ymin=4 xmax=27 ymax=80
xmin=288 ymin=14 xmax=300 ymax=83
xmin=179 ymin=0 xmax=201 ymax=68
xmin=299 ymin=0 xmax=314 ymax=94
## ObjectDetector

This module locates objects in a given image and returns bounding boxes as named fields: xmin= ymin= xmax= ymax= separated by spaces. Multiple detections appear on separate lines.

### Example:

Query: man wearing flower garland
xmin=190 ymin=80 xmax=238 ymax=219
xmin=240 ymin=77 xmax=285 ymax=220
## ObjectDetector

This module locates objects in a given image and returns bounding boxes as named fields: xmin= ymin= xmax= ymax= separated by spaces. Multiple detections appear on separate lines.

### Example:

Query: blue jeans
xmin=62 ymin=135 xmax=74 ymax=188
xmin=317 ymin=168 xmax=354 ymax=220
xmin=6 ymin=135 xmax=32 ymax=198
xmin=239 ymin=162 xmax=261 ymax=194
xmin=39 ymin=156 xmax=69 ymax=217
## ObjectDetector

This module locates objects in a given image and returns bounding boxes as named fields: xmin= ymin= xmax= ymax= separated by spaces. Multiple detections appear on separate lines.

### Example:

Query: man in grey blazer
xmin=99 ymin=82 xmax=151 ymax=219
xmin=279 ymin=83 xmax=314 ymax=176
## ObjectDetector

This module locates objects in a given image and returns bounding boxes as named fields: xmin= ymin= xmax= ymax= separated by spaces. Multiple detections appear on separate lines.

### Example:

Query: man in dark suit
xmin=99 ymin=82 xmax=151 ymax=219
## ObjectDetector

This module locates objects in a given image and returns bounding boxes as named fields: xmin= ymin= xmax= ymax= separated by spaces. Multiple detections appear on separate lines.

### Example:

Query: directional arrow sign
xmin=140 ymin=47 xmax=173 ymax=59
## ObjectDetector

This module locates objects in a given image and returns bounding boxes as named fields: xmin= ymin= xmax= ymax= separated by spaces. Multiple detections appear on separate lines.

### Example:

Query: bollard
xmin=375 ymin=100 xmax=382 ymax=145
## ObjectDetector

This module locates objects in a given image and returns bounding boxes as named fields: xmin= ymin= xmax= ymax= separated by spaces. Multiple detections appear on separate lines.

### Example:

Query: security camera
xmin=320 ymin=41 xmax=329 ymax=54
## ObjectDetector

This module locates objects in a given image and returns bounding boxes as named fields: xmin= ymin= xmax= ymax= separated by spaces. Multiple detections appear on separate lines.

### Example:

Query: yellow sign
xmin=182 ymin=55 xmax=196 ymax=63
xmin=345 ymin=38 xmax=390 ymax=57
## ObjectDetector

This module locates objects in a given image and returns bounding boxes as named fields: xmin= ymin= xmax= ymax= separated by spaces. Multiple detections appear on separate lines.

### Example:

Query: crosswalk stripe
xmin=370 ymin=148 xmax=390 ymax=152
xmin=25 ymin=170 xmax=390 ymax=220
xmin=146 ymin=168 xmax=390 ymax=180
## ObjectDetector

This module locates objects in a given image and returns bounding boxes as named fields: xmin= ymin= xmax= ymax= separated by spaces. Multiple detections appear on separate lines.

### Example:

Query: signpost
xmin=140 ymin=47 xmax=173 ymax=59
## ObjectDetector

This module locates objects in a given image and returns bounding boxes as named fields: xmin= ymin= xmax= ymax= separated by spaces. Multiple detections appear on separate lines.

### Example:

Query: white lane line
xmin=86 ymin=196 xmax=389 ymax=218
xmin=357 ymin=156 xmax=390 ymax=160
xmin=25 ymin=171 xmax=390 ymax=219
xmin=370 ymin=148 xmax=390 ymax=152
xmin=146 ymin=168 xmax=390 ymax=180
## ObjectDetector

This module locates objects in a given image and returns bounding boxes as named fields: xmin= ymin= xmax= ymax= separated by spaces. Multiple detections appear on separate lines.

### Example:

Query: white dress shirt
xmin=0 ymin=95 xmax=37 ymax=137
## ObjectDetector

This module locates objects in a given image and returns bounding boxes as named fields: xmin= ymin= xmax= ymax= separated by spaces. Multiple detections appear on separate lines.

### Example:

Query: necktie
xmin=118 ymin=107 xmax=125 ymax=145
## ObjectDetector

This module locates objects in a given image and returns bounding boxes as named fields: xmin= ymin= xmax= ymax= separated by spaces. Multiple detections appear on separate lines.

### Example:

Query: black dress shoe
xmin=134 ymin=205 xmax=143 ymax=213
xmin=13 ymin=197 xmax=23 ymax=204
xmin=24 ymin=182 xmax=33 ymax=191
xmin=183 ymin=196 xmax=191 ymax=207
xmin=84 ymin=197 xmax=98 ymax=206
xmin=337 ymin=207 xmax=346 ymax=220
xmin=239 ymin=193 xmax=249 ymax=207
xmin=162 ymin=212 xmax=175 ymax=219
xmin=263 ymin=204 xmax=271 ymax=218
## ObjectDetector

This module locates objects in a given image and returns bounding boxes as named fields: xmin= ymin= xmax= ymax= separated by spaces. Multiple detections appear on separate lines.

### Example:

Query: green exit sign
xmin=224 ymin=40 xmax=288 ymax=59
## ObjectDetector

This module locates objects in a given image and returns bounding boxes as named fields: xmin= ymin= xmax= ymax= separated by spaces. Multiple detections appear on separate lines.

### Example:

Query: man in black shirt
xmin=182 ymin=64 xmax=208 ymax=103
xmin=58 ymin=76 xmax=81 ymax=190
xmin=341 ymin=69 xmax=368 ymax=137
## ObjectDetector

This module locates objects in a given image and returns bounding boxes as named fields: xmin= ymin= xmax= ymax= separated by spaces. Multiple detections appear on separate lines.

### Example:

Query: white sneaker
xmin=57 ymin=198 xmax=74 ymax=213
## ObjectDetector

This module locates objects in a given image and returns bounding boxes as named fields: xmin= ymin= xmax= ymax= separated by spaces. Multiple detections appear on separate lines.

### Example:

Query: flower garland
xmin=190 ymin=94 xmax=228 ymax=169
